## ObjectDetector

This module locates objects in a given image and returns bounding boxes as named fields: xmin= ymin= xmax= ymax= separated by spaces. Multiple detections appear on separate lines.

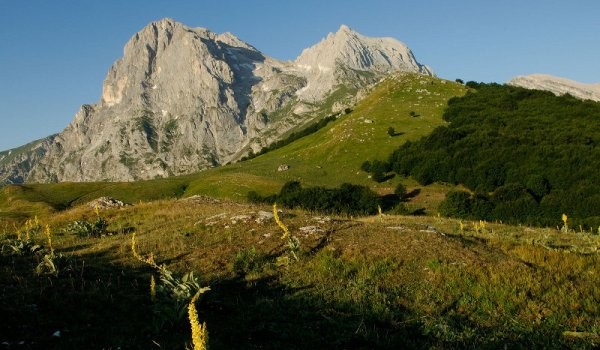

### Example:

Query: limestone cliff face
xmin=294 ymin=24 xmax=433 ymax=101
xmin=508 ymin=74 xmax=600 ymax=101
xmin=1 ymin=19 xmax=432 ymax=183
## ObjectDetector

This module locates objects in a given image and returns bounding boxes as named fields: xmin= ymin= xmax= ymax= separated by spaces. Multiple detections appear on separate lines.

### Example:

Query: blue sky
xmin=1 ymin=0 xmax=599 ymax=151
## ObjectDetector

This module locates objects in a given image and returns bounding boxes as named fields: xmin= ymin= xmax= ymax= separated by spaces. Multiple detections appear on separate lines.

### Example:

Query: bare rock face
xmin=508 ymin=74 xmax=600 ymax=102
xmin=294 ymin=24 xmax=433 ymax=101
xmin=0 ymin=19 xmax=432 ymax=184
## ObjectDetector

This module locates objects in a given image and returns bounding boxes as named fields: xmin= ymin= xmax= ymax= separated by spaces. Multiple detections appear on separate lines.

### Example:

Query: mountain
xmin=0 ymin=19 xmax=432 ymax=184
xmin=294 ymin=24 xmax=432 ymax=101
xmin=508 ymin=74 xmax=600 ymax=101
xmin=0 ymin=72 xmax=466 ymax=215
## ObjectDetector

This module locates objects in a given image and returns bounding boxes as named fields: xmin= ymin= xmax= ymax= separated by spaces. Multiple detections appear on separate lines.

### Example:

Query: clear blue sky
xmin=1 ymin=0 xmax=599 ymax=151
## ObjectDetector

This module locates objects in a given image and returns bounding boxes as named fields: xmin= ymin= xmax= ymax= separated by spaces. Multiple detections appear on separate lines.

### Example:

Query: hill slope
xmin=1 ymin=197 xmax=598 ymax=348
xmin=184 ymin=73 xmax=466 ymax=204
xmin=0 ymin=73 xmax=466 ymax=220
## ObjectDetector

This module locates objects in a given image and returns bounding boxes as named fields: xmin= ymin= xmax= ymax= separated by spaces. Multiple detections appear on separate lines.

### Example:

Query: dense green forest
xmin=373 ymin=83 xmax=600 ymax=228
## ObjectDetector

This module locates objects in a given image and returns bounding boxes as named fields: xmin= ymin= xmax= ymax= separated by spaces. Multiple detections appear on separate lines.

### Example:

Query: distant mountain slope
xmin=0 ymin=19 xmax=432 ymax=184
xmin=0 ymin=73 xmax=467 ymax=216
xmin=508 ymin=73 xmax=600 ymax=101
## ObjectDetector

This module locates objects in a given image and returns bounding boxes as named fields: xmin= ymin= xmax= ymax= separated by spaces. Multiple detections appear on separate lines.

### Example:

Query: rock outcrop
xmin=0 ymin=19 xmax=432 ymax=183
xmin=508 ymin=74 xmax=600 ymax=101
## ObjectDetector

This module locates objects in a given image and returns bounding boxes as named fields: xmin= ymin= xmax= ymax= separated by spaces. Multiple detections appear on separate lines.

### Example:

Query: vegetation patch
xmin=161 ymin=118 xmax=178 ymax=152
xmin=135 ymin=110 xmax=158 ymax=152
xmin=366 ymin=83 xmax=600 ymax=227
xmin=1 ymin=200 xmax=597 ymax=348
xmin=249 ymin=181 xmax=391 ymax=216
xmin=242 ymin=113 xmax=339 ymax=161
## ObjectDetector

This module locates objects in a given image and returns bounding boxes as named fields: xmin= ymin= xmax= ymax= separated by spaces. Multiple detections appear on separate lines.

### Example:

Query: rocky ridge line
xmin=0 ymin=19 xmax=432 ymax=184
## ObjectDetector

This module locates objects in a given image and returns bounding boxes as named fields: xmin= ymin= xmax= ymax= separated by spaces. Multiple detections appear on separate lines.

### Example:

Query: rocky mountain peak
xmin=1 ymin=19 xmax=433 ymax=184
xmin=293 ymin=24 xmax=432 ymax=101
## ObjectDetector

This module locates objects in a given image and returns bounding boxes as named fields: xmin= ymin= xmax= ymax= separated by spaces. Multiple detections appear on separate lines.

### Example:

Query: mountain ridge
xmin=508 ymin=73 xmax=600 ymax=101
xmin=0 ymin=18 xmax=432 ymax=184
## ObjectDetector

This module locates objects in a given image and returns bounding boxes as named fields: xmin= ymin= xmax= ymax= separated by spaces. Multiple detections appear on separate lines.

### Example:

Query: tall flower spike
xmin=44 ymin=224 xmax=53 ymax=255
xmin=131 ymin=233 xmax=143 ymax=262
xmin=562 ymin=214 xmax=568 ymax=232
xmin=188 ymin=290 xmax=208 ymax=350
xmin=150 ymin=274 xmax=157 ymax=303
xmin=273 ymin=203 xmax=290 ymax=240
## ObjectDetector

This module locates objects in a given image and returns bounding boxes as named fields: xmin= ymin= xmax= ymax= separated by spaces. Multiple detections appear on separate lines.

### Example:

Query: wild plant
xmin=2 ymin=237 xmax=42 ymax=256
xmin=131 ymin=233 xmax=210 ymax=329
xmin=63 ymin=207 xmax=108 ymax=237
xmin=188 ymin=290 xmax=209 ymax=350
xmin=35 ymin=225 xmax=62 ymax=276
xmin=2 ymin=218 xmax=43 ymax=256
xmin=473 ymin=220 xmax=488 ymax=235
xmin=150 ymin=274 xmax=157 ymax=303
xmin=23 ymin=216 xmax=42 ymax=240
xmin=233 ymin=246 xmax=264 ymax=275
xmin=561 ymin=214 xmax=569 ymax=233
xmin=273 ymin=203 xmax=300 ymax=266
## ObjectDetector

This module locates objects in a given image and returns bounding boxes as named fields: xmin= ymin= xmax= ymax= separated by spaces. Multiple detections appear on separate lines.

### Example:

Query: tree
xmin=387 ymin=127 xmax=396 ymax=136
xmin=439 ymin=191 xmax=472 ymax=218
xmin=394 ymin=183 xmax=407 ymax=201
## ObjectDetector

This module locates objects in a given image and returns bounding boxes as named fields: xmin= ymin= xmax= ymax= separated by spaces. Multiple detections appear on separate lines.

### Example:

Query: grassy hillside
xmin=1 ymin=199 xmax=598 ymax=349
xmin=0 ymin=73 xmax=467 ymax=222
xmin=184 ymin=74 xmax=467 ymax=205
xmin=1 ymin=75 xmax=598 ymax=349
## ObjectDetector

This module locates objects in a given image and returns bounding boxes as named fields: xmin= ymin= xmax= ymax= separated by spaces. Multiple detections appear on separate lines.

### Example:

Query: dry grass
xmin=2 ymin=197 xmax=597 ymax=348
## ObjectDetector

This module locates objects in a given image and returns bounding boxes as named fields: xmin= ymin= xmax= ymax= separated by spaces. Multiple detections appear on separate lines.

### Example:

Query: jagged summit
xmin=296 ymin=24 xmax=432 ymax=72
xmin=294 ymin=24 xmax=433 ymax=101
xmin=508 ymin=74 xmax=600 ymax=101
xmin=0 ymin=18 xmax=433 ymax=184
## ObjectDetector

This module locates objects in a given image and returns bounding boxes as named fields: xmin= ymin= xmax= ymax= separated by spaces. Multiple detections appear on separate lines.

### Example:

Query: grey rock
xmin=508 ymin=74 xmax=600 ymax=101
xmin=87 ymin=196 xmax=127 ymax=209
xmin=299 ymin=226 xmax=324 ymax=234
xmin=277 ymin=164 xmax=290 ymax=172
xmin=1 ymin=19 xmax=432 ymax=184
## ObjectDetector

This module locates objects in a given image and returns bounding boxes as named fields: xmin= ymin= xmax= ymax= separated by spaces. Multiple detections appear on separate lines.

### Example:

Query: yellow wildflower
xmin=562 ymin=214 xmax=569 ymax=232
xmin=150 ymin=274 xmax=156 ymax=303
xmin=188 ymin=290 xmax=209 ymax=350
xmin=273 ymin=203 xmax=289 ymax=240
xmin=44 ymin=224 xmax=53 ymax=255
xmin=131 ymin=233 xmax=144 ymax=262
xmin=25 ymin=219 xmax=31 ymax=240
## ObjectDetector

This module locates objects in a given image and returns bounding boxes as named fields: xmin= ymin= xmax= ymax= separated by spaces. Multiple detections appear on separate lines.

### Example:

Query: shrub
xmin=394 ymin=184 xmax=407 ymax=200
xmin=439 ymin=191 xmax=472 ymax=218
xmin=249 ymin=181 xmax=381 ymax=216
